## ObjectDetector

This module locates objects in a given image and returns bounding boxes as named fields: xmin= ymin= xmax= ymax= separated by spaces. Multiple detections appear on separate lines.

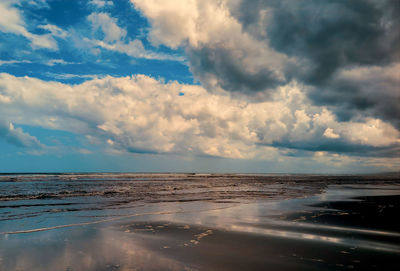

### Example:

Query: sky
xmin=0 ymin=0 xmax=399 ymax=173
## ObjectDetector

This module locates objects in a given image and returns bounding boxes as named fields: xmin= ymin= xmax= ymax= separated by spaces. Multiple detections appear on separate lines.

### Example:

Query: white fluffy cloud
xmin=131 ymin=0 xmax=235 ymax=48
xmin=89 ymin=0 xmax=114 ymax=8
xmin=88 ymin=13 xmax=127 ymax=43
xmin=0 ymin=73 xmax=398 ymax=162
xmin=131 ymin=0 xmax=290 ymax=92
xmin=0 ymin=1 xmax=60 ymax=50
xmin=86 ymin=12 xmax=183 ymax=61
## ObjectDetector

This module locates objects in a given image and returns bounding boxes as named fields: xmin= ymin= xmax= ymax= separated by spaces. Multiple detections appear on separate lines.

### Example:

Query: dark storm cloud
xmin=255 ymin=0 xmax=400 ymax=127
xmin=236 ymin=0 xmax=399 ymax=74
xmin=263 ymin=0 xmax=399 ymax=82
xmin=309 ymin=68 xmax=400 ymax=127
xmin=269 ymin=138 xmax=400 ymax=158
xmin=186 ymin=46 xmax=284 ymax=93
xmin=190 ymin=0 xmax=400 ymax=126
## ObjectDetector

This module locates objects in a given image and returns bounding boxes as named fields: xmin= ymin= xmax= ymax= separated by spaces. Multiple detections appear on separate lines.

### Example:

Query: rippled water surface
xmin=0 ymin=173 xmax=399 ymax=270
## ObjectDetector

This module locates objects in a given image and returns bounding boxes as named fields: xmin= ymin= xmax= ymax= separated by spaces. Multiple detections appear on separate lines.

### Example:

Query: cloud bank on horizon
xmin=0 ymin=0 xmax=399 ymax=172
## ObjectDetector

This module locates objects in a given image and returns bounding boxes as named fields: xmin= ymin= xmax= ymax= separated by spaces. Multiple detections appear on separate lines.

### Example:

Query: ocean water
xmin=0 ymin=173 xmax=399 ymax=270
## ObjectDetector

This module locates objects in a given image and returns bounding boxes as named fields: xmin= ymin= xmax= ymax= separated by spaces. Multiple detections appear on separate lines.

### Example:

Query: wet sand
xmin=0 ymin=173 xmax=399 ymax=270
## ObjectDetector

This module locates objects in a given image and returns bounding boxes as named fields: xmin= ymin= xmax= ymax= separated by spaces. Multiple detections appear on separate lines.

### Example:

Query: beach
xmin=1 ymin=173 xmax=399 ymax=270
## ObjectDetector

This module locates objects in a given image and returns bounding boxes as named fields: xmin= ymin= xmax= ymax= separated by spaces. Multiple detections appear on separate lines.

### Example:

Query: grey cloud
xmin=266 ymin=0 xmax=398 ymax=80
xmin=309 ymin=65 xmax=400 ymax=127
xmin=219 ymin=0 xmax=399 ymax=126
xmin=270 ymin=138 xmax=400 ymax=158
xmin=0 ymin=121 xmax=43 ymax=148
xmin=236 ymin=0 xmax=399 ymax=77
xmin=187 ymin=46 xmax=284 ymax=93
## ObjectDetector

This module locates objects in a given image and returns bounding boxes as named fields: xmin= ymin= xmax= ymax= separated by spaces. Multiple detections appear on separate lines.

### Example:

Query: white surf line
xmin=0 ymin=204 xmax=239 ymax=235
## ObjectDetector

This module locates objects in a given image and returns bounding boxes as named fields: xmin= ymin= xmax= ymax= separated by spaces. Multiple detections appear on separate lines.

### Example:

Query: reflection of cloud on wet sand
xmin=0 ymin=227 xmax=191 ymax=271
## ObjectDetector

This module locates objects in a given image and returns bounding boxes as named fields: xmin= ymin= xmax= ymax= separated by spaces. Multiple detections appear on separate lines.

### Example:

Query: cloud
xmin=93 ymin=39 xmax=184 ymax=61
xmin=88 ymin=12 xmax=126 ymax=43
xmin=89 ymin=0 xmax=114 ymax=8
xmin=45 ymin=59 xmax=80 ymax=66
xmin=259 ymin=0 xmax=399 ymax=83
xmin=43 ymin=72 xmax=101 ymax=80
xmin=0 ymin=73 xmax=398 ymax=163
xmin=0 ymin=60 xmax=31 ymax=66
xmin=323 ymin=128 xmax=340 ymax=139
xmin=38 ymin=24 xmax=68 ymax=39
xmin=131 ymin=0 xmax=290 ymax=92
xmin=86 ymin=12 xmax=183 ymax=61
xmin=0 ymin=1 xmax=59 ymax=50
xmin=0 ymin=58 xmax=79 ymax=68
xmin=0 ymin=121 xmax=43 ymax=149
xmin=25 ymin=0 xmax=49 ymax=9
xmin=131 ymin=0 xmax=400 ymax=127
xmin=310 ymin=63 xmax=400 ymax=127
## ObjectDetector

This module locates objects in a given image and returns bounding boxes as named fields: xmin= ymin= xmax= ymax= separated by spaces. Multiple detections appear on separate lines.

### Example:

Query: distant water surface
xmin=0 ymin=173 xmax=399 ymax=270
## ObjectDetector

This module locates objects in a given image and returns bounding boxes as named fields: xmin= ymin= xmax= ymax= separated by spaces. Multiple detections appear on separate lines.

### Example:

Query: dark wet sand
xmin=121 ymin=194 xmax=400 ymax=270
xmin=121 ymin=221 xmax=399 ymax=271
xmin=0 ymin=174 xmax=399 ymax=270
